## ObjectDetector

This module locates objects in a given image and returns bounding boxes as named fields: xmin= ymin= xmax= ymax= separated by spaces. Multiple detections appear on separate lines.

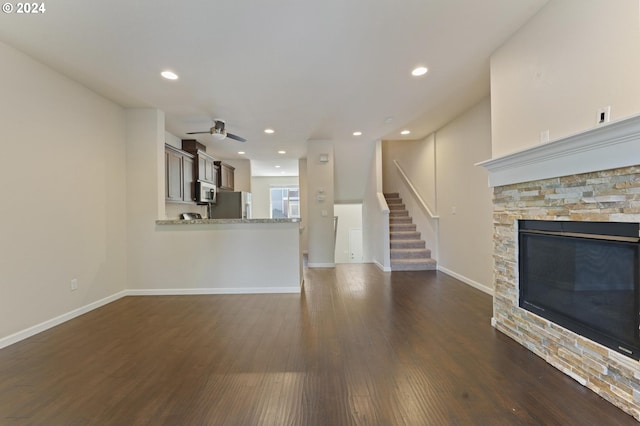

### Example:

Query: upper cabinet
xmin=216 ymin=161 xmax=235 ymax=191
xmin=198 ymin=152 xmax=218 ymax=183
xmin=182 ymin=139 xmax=218 ymax=185
xmin=165 ymin=144 xmax=195 ymax=203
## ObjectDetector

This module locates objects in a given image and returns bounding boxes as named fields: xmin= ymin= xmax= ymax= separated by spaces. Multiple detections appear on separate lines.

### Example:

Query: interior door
xmin=349 ymin=228 xmax=363 ymax=263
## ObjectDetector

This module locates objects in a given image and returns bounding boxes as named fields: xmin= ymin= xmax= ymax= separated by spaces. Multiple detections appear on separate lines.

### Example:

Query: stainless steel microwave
xmin=195 ymin=180 xmax=217 ymax=204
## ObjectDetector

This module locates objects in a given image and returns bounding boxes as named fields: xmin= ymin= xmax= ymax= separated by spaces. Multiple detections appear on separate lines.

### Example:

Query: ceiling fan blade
xmin=186 ymin=131 xmax=211 ymax=135
xmin=226 ymin=133 xmax=247 ymax=142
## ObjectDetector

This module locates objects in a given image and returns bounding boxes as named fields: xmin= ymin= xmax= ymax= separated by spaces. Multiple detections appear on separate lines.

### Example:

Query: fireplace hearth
xmin=519 ymin=220 xmax=640 ymax=359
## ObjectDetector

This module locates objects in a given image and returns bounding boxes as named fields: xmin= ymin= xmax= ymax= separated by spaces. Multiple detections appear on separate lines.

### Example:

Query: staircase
xmin=384 ymin=193 xmax=437 ymax=271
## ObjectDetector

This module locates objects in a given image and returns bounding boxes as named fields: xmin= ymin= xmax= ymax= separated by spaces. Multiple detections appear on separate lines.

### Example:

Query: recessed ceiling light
xmin=161 ymin=70 xmax=178 ymax=80
xmin=411 ymin=66 xmax=428 ymax=77
xmin=275 ymin=165 xmax=281 ymax=168
xmin=353 ymin=131 xmax=363 ymax=136
xmin=264 ymin=128 xmax=275 ymax=134
xmin=401 ymin=130 xmax=411 ymax=135
xmin=238 ymin=151 xmax=245 ymax=155
xmin=278 ymin=150 xmax=286 ymax=154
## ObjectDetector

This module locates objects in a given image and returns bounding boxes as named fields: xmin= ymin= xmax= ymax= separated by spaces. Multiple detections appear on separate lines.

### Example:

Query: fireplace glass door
xmin=519 ymin=220 xmax=640 ymax=359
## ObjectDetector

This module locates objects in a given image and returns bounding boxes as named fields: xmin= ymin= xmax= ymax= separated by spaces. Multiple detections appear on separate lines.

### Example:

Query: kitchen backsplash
xmin=165 ymin=203 xmax=207 ymax=219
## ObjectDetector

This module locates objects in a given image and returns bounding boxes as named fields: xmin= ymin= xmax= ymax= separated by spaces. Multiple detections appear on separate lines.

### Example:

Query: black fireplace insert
xmin=519 ymin=220 xmax=640 ymax=359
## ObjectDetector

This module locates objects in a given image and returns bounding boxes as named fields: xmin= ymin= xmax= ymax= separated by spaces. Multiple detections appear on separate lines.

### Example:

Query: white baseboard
xmin=0 ymin=290 xmax=128 ymax=350
xmin=126 ymin=287 xmax=301 ymax=296
xmin=0 ymin=285 xmax=304 ymax=350
xmin=307 ymin=263 xmax=336 ymax=268
xmin=437 ymin=266 xmax=494 ymax=296
xmin=373 ymin=260 xmax=392 ymax=272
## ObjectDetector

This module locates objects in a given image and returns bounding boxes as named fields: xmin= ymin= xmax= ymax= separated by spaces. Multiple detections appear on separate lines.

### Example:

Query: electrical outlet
xmin=597 ymin=106 xmax=611 ymax=125
xmin=70 ymin=278 xmax=78 ymax=291
xmin=540 ymin=130 xmax=550 ymax=143
xmin=451 ymin=206 xmax=457 ymax=215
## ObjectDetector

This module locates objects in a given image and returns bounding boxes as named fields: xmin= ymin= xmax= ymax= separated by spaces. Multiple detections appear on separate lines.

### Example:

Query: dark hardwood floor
xmin=0 ymin=264 xmax=635 ymax=425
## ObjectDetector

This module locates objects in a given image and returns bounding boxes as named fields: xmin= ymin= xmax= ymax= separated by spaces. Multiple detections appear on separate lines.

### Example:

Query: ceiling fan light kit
xmin=187 ymin=119 xmax=247 ymax=142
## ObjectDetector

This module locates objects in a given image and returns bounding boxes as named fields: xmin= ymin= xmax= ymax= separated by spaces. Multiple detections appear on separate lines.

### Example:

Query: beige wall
xmin=382 ymin=134 xmax=438 ymax=262
xmin=383 ymin=136 xmax=437 ymax=211
xmin=334 ymin=140 xmax=376 ymax=202
xmin=382 ymin=98 xmax=493 ymax=292
xmin=491 ymin=0 xmax=640 ymax=157
xmin=435 ymin=99 xmax=493 ymax=290
xmin=362 ymin=140 xmax=389 ymax=268
xmin=0 ymin=41 xmax=128 ymax=340
xmin=306 ymin=140 xmax=335 ymax=266
xmin=298 ymin=159 xmax=309 ymax=254
xmin=126 ymin=110 xmax=301 ymax=291
xmin=223 ymin=159 xmax=251 ymax=193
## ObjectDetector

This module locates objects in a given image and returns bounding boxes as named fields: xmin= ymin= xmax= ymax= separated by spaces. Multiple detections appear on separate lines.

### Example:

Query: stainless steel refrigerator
xmin=209 ymin=191 xmax=252 ymax=219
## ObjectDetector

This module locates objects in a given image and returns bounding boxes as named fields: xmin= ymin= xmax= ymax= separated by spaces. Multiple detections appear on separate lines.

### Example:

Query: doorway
xmin=334 ymin=203 xmax=363 ymax=263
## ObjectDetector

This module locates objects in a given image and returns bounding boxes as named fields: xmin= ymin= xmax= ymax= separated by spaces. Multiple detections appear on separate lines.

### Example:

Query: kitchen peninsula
xmin=149 ymin=217 xmax=303 ymax=294
xmin=156 ymin=218 xmax=298 ymax=225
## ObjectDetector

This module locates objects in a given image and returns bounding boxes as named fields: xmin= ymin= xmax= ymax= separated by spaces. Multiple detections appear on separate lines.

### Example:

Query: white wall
xmin=250 ymin=176 xmax=299 ymax=219
xmin=306 ymin=140 xmax=335 ymax=267
xmin=334 ymin=204 xmax=363 ymax=263
xmin=0 ymin=41 xmax=127 ymax=340
xmin=491 ymin=0 xmax=640 ymax=157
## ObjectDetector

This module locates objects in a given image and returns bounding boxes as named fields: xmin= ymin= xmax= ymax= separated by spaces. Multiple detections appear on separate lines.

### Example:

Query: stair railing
xmin=393 ymin=160 xmax=439 ymax=219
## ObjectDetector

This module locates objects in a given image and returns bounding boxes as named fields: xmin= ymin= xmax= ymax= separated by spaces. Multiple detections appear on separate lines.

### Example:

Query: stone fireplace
xmin=479 ymin=115 xmax=640 ymax=420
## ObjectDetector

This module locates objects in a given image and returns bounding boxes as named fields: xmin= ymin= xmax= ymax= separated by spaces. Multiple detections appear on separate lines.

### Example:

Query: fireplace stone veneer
xmin=493 ymin=164 xmax=640 ymax=419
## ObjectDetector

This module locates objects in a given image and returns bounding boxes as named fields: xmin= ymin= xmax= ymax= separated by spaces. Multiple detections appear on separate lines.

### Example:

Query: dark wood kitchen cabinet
xmin=182 ymin=155 xmax=194 ymax=202
xmin=198 ymin=153 xmax=218 ymax=183
xmin=182 ymin=139 xmax=218 ymax=185
xmin=165 ymin=144 xmax=195 ymax=203
xmin=215 ymin=161 xmax=235 ymax=191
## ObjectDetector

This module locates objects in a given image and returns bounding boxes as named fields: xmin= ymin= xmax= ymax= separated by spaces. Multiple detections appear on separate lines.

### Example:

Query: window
xmin=270 ymin=186 xmax=300 ymax=219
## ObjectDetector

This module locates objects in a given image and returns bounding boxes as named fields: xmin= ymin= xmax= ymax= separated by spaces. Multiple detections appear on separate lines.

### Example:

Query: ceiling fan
xmin=187 ymin=119 xmax=247 ymax=142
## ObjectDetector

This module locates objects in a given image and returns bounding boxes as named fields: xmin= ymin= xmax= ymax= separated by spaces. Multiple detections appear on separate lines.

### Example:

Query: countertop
xmin=156 ymin=218 xmax=300 ymax=225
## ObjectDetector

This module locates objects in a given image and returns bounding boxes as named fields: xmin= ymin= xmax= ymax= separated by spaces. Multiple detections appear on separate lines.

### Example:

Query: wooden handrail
xmin=393 ymin=160 xmax=439 ymax=219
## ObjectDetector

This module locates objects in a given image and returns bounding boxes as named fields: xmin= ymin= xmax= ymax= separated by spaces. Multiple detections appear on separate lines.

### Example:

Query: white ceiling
xmin=0 ymin=0 xmax=548 ymax=177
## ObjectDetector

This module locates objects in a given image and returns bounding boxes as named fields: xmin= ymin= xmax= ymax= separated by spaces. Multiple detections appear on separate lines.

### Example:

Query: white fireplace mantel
xmin=477 ymin=114 xmax=640 ymax=187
